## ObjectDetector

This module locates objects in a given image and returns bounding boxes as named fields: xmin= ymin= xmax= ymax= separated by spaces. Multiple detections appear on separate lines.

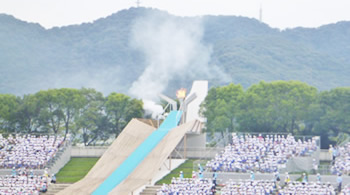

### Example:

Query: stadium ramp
xmin=58 ymin=110 xmax=192 ymax=195
xmin=57 ymin=118 xmax=156 ymax=195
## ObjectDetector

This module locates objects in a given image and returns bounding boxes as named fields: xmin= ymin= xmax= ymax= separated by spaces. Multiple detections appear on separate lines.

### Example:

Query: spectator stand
xmin=331 ymin=142 xmax=350 ymax=176
xmin=157 ymin=177 xmax=215 ymax=195
xmin=340 ymin=183 xmax=350 ymax=195
xmin=279 ymin=181 xmax=336 ymax=194
xmin=157 ymin=176 xmax=347 ymax=195
xmin=0 ymin=133 xmax=71 ymax=176
xmin=205 ymin=133 xmax=320 ymax=174
xmin=0 ymin=167 xmax=53 ymax=194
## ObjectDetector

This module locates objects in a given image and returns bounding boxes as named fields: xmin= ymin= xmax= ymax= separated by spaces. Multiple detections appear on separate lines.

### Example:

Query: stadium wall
xmin=70 ymin=147 xmax=332 ymax=161
xmin=49 ymin=144 xmax=72 ymax=175
xmin=71 ymin=146 xmax=108 ymax=157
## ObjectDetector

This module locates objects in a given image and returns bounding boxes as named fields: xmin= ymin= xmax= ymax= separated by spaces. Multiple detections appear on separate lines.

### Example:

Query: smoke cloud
xmin=128 ymin=11 xmax=230 ymax=117
xmin=143 ymin=99 xmax=164 ymax=118
xmin=128 ymin=12 xmax=223 ymax=100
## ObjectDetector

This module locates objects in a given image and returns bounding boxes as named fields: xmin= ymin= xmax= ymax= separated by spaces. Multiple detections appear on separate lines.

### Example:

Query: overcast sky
xmin=1 ymin=0 xmax=350 ymax=29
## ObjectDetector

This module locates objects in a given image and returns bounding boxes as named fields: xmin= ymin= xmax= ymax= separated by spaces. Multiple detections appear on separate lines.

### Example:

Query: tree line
xmin=0 ymin=81 xmax=349 ymax=148
xmin=201 ymin=81 xmax=350 ymax=148
xmin=0 ymin=88 xmax=143 ymax=146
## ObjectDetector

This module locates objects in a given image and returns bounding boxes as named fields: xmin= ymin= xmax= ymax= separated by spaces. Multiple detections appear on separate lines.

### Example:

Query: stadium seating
xmin=221 ymin=180 xmax=275 ymax=195
xmin=331 ymin=143 xmax=350 ymax=175
xmin=340 ymin=183 xmax=350 ymax=195
xmin=0 ymin=167 xmax=53 ymax=194
xmin=280 ymin=181 xmax=335 ymax=194
xmin=0 ymin=134 xmax=65 ymax=169
xmin=157 ymin=178 xmax=215 ymax=194
xmin=206 ymin=133 xmax=318 ymax=173
xmin=158 ymin=177 xmax=339 ymax=195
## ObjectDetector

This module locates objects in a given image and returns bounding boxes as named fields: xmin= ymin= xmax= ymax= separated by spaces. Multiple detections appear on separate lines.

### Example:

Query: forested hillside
xmin=0 ymin=7 xmax=349 ymax=96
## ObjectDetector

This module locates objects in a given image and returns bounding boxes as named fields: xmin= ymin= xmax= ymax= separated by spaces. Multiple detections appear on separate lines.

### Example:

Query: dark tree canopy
xmin=0 ymin=88 xmax=144 ymax=145
xmin=201 ymin=81 xmax=350 ymax=148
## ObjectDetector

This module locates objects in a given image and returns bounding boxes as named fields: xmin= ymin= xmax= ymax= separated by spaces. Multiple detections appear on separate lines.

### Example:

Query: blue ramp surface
xmin=93 ymin=111 xmax=182 ymax=195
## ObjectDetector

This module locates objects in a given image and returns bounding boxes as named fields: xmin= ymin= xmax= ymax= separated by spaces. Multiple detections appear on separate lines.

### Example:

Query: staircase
xmin=140 ymin=185 xmax=162 ymax=195
xmin=46 ymin=183 xmax=71 ymax=195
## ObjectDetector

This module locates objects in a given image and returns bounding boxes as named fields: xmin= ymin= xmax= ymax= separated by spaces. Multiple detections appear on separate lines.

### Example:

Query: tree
xmin=315 ymin=87 xmax=350 ymax=147
xmin=201 ymin=83 xmax=244 ymax=135
xmin=35 ymin=89 xmax=64 ymax=135
xmin=16 ymin=94 xmax=41 ymax=133
xmin=0 ymin=94 xmax=19 ymax=132
xmin=35 ymin=88 xmax=85 ymax=140
xmin=75 ymin=88 xmax=110 ymax=146
xmin=105 ymin=93 xmax=143 ymax=137
xmin=58 ymin=88 xmax=85 ymax=140
xmin=237 ymin=81 xmax=317 ymax=134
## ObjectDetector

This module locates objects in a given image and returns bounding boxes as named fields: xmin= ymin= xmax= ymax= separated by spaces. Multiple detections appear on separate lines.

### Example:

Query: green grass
xmin=156 ymin=160 xmax=207 ymax=185
xmin=56 ymin=157 xmax=99 ymax=183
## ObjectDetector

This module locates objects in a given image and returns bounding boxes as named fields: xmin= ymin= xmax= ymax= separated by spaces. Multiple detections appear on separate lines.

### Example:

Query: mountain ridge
xmin=0 ymin=7 xmax=349 ymax=96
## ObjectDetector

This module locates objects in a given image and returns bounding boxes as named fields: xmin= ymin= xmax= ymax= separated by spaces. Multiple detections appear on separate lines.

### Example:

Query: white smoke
xmin=128 ymin=12 xmax=227 ymax=117
xmin=143 ymin=99 xmax=164 ymax=119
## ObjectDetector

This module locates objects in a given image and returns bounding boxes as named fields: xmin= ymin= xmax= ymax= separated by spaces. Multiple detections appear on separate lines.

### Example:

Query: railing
xmin=46 ymin=140 xmax=71 ymax=169
xmin=48 ymin=144 xmax=72 ymax=174
xmin=318 ymin=164 xmax=332 ymax=175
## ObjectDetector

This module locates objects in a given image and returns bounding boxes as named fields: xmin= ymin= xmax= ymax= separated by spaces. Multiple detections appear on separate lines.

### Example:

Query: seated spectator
xmin=331 ymin=142 xmax=350 ymax=176
xmin=340 ymin=183 xmax=350 ymax=195
xmin=51 ymin=174 xmax=56 ymax=184
xmin=206 ymin=133 xmax=318 ymax=173
xmin=0 ymin=167 xmax=48 ymax=194
xmin=0 ymin=134 xmax=65 ymax=169
xmin=221 ymin=179 xmax=275 ymax=195
xmin=281 ymin=181 xmax=335 ymax=195
xmin=157 ymin=177 xmax=214 ymax=195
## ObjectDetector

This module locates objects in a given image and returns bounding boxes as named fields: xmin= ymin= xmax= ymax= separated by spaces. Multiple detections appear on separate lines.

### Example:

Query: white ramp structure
xmin=57 ymin=113 xmax=197 ymax=195
xmin=185 ymin=80 xmax=208 ymax=123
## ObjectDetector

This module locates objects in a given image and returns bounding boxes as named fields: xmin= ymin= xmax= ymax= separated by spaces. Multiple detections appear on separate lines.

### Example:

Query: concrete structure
xmin=49 ymin=144 xmax=72 ymax=175
xmin=57 ymin=119 xmax=155 ymax=195
xmin=69 ymin=147 xmax=334 ymax=162
xmin=57 ymin=111 xmax=198 ymax=195
xmin=71 ymin=146 xmax=108 ymax=158
xmin=109 ymin=120 xmax=193 ymax=194
xmin=185 ymin=80 xmax=208 ymax=124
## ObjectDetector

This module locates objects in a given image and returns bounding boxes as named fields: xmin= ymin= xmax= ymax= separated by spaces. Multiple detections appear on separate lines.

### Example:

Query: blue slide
xmin=92 ymin=110 xmax=182 ymax=195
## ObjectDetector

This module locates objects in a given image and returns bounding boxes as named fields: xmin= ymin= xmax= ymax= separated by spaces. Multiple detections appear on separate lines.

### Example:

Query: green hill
xmin=0 ymin=7 xmax=349 ymax=96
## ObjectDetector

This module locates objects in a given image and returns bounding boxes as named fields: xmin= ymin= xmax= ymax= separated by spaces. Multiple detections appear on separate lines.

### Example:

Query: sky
xmin=1 ymin=0 xmax=350 ymax=29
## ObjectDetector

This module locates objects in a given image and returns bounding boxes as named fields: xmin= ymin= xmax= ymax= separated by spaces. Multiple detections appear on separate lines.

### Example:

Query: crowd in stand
xmin=279 ymin=181 xmax=335 ymax=194
xmin=0 ymin=167 xmax=55 ymax=194
xmin=221 ymin=180 xmax=275 ymax=195
xmin=340 ymin=184 xmax=350 ymax=195
xmin=0 ymin=134 xmax=64 ymax=169
xmin=331 ymin=143 xmax=350 ymax=175
xmin=206 ymin=133 xmax=318 ymax=173
xmin=157 ymin=178 xmax=215 ymax=195
xmin=158 ymin=176 xmax=342 ymax=195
